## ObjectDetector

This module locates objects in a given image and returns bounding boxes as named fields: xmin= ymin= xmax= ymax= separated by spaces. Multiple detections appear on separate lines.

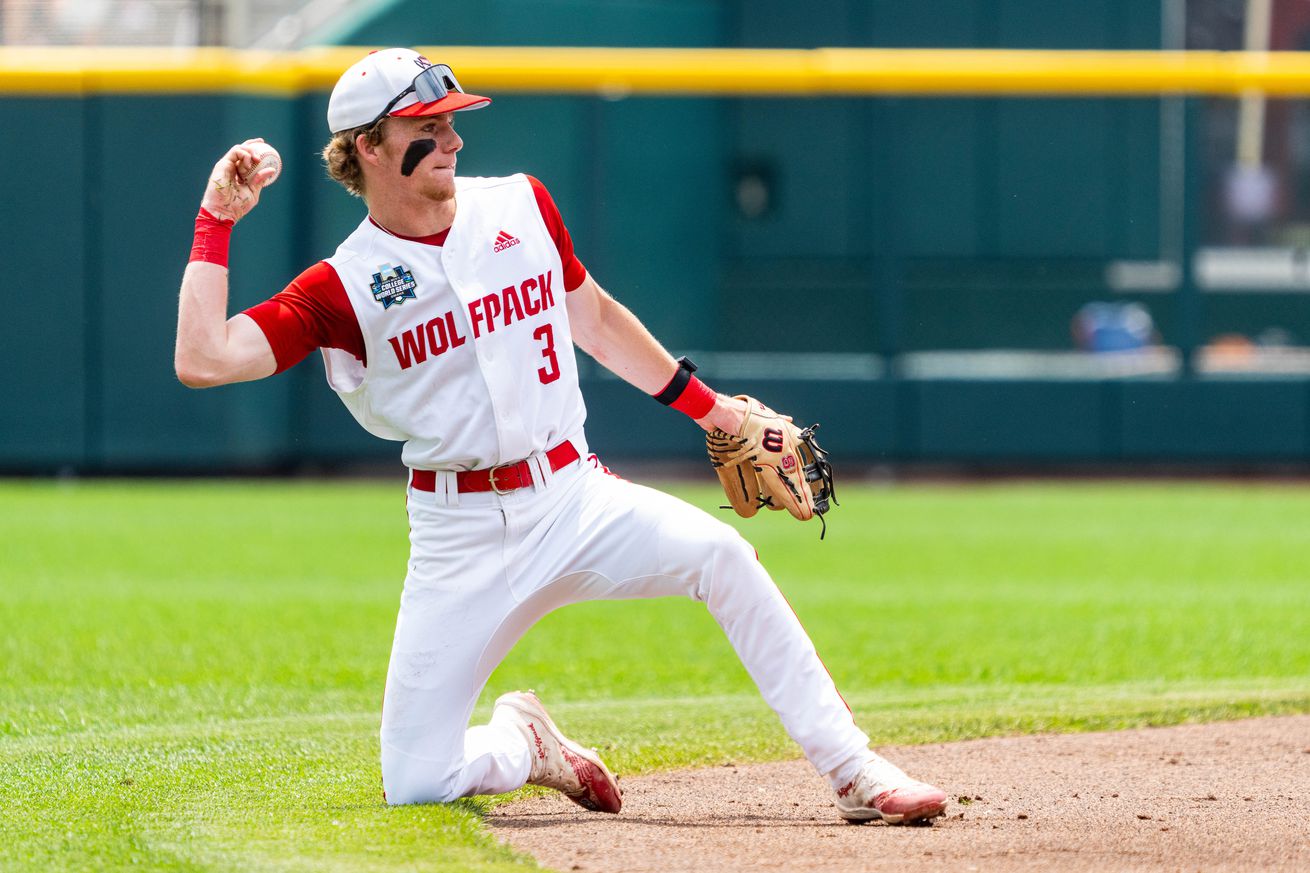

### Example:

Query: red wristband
xmin=668 ymin=375 xmax=717 ymax=420
xmin=190 ymin=207 xmax=234 ymax=267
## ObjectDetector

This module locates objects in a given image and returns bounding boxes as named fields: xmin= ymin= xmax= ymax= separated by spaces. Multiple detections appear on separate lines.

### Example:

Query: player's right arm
xmin=174 ymin=140 xmax=280 ymax=389
xmin=175 ymin=265 xmax=277 ymax=387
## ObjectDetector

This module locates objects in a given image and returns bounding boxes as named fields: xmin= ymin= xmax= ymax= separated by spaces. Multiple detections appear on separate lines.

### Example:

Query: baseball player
xmin=175 ymin=48 xmax=948 ymax=825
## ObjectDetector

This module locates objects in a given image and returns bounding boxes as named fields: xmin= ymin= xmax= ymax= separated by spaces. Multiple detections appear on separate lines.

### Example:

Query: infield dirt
xmin=490 ymin=714 xmax=1310 ymax=872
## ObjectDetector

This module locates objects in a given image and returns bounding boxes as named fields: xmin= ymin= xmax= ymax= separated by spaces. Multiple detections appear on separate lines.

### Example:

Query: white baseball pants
xmin=380 ymin=449 xmax=869 ymax=805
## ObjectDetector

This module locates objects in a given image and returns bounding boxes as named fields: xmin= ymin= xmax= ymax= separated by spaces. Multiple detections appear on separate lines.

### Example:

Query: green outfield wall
xmin=2 ymin=4 xmax=1309 ymax=470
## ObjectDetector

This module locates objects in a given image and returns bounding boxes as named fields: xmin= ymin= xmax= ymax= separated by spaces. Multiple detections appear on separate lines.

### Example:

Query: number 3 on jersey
xmin=533 ymin=323 xmax=560 ymax=384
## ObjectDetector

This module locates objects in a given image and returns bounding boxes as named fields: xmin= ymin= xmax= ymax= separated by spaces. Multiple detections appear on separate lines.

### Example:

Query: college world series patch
xmin=370 ymin=263 xmax=418 ymax=309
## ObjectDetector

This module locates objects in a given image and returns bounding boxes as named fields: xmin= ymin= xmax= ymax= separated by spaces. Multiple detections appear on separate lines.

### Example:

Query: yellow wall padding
xmin=7 ymin=46 xmax=1310 ymax=97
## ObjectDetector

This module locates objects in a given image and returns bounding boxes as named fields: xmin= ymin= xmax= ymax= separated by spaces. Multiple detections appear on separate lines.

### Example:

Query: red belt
xmin=409 ymin=441 xmax=580 ymax=495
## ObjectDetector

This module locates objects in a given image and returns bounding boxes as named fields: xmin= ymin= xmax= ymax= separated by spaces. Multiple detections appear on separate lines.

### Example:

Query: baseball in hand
xmin=247 ymin=142 xmax=282 ymax=186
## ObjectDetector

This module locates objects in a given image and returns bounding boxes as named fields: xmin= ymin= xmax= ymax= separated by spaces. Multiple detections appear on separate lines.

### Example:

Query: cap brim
xmin=390 ymin=92 xmax=491 ymax=118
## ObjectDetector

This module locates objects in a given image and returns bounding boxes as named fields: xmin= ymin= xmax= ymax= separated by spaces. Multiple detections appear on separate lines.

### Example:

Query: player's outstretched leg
xmin=698 ymin=537 xmax=949 ymax=825
xmin=570 ymin=471 xmax=950 ymax=825
xmin=490 ymin=690 xmax=623 ymax=813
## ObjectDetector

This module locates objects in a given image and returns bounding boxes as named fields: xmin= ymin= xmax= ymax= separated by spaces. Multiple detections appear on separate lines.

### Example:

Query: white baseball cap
xmin=327 ymin=48 xmax=491 ymax=133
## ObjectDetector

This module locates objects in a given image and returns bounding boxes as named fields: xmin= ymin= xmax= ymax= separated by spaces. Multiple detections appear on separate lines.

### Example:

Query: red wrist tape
xmin=190 ymin=207 xmax=234 ymax=267
xmin=655 ymin=367 xmax=717 ymax=419
xmin=671 ymin=377 xmax=717 ymax=419
xmin=654 ymin=358 xmax=718 ymax=420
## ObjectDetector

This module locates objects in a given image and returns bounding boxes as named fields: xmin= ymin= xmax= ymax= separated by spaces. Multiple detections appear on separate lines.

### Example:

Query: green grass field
xmin=3 ymin=478 xmax=1308 ymax=871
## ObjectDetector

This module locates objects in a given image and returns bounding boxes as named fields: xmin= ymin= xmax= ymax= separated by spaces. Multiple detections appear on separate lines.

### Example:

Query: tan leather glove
xmin=706 ymin=395 xmax=836 ymax=530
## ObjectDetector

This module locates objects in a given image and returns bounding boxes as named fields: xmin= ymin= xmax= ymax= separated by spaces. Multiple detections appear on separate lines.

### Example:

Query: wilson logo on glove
xmin=762 ymin=428 xmax=784 ymax=453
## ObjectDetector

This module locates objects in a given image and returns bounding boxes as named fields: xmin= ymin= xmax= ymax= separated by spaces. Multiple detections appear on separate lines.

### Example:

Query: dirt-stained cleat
xmin=834 ymin=762 xmax=948 ymax=825
xmin=493 ymin=690 xmax=623 ymax=814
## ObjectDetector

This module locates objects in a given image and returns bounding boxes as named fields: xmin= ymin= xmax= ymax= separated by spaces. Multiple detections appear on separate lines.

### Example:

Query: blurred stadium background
xmin=3 ymin=0 xmax=1310 ymax=474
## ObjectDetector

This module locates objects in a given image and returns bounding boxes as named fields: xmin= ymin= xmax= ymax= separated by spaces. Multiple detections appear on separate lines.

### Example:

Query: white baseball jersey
xmin=320 ymin=174 xmax=585 ymax=471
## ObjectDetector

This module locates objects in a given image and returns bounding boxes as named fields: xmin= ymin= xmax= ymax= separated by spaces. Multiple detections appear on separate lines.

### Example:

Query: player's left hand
xmin=200 ymin=138 xmax=279 ymax=224
xmin=694 ymin=394 xmax=749 ymax=436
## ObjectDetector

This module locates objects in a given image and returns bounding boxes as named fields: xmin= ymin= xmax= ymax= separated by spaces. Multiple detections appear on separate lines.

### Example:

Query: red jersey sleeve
xmin=526 ymin=175 xmax=588 ymax=291
xmin=242 ymin=261 xmax=366 ymax=373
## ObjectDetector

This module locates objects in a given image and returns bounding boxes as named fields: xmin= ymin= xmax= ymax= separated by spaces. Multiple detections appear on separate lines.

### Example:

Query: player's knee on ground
xmin=380 ymin=747 xmax=463 ymax=806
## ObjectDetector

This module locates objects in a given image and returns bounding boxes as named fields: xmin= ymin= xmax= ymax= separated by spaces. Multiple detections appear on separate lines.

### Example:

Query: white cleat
xmin=834 ymin=760 xmax=948 ymax=825
xmin=493 ymin=690 xmax=623 ymax=814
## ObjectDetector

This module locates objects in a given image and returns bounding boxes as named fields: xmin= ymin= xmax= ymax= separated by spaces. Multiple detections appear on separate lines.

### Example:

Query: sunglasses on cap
xmin=372 ymin=63 xmax=466 ymax=126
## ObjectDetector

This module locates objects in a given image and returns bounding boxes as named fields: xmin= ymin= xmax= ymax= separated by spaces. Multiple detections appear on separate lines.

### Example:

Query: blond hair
xmin=321 ymin=119 xmax=387 ymax=198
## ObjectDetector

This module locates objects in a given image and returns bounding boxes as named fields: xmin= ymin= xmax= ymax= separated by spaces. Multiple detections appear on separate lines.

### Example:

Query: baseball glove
xmin=706 ymin=395 xmax=837 ymax=536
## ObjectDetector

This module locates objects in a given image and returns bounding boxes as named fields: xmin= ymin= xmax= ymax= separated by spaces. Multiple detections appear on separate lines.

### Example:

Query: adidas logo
xmin=493 ymin=230 xmax=520 ymax=253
